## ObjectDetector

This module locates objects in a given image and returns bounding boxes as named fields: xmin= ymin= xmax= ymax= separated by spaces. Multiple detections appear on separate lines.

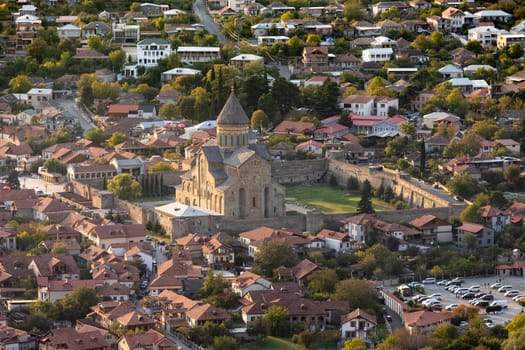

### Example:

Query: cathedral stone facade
xmin=175 ymin=92 xmax=285 ymax=219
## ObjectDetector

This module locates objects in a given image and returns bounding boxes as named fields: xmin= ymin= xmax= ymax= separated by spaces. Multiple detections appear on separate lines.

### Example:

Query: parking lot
xmin=389 ymin=275 xmax=525 ymax=326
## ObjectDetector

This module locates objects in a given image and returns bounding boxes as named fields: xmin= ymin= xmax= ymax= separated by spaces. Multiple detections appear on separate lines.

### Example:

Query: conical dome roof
xmin=216 ymin=91 xmax=250 ymax=125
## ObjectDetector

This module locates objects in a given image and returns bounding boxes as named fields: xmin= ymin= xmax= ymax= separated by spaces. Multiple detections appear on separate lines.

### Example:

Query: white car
xmin=504 ymin=290 xmax=521 ymax=297
xmin=437 ymin=280 xmax=449 ymax=286
xmin=512 ymin=294 xmax=525 ymax=301
xmin=428 ymin=293 xmax=442 ymax=300
xmin=491 ymin=283 xmax=502 ymax=289
xmin=422 ymin=277 xmax=436 ymax=284
xmin=445 ymin=303 xmax=459 ymax=311
xmin=468 ymin=285 xmax=481 ymax=293
xmin=498 ymin=285 xmax=513 ymax=293
xmin=422 ymin=298 xmax=440 ymax=306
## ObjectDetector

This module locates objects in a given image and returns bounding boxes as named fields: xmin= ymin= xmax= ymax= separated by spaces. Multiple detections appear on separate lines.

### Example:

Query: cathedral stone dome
xmin=216 ymin=91 xmax=250 ymax=126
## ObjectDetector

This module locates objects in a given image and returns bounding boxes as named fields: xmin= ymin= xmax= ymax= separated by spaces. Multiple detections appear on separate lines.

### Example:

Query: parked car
xmin=455 ymin=288 xmax=469 ymax=295
xmin=386 ymin=315 xmax=393 ymax=322
xmin=422 ymin=277 xmax=437 ymax=284
xmin=437 ymin=280 xmax=449 ymax=286
xmin=408 ymin=282 xmax=424 ymax=289
xmin=428 ymin=293 xmax=442 ymax=300
xmin=468 ymin=285 xmax=481 ymax=293
xmin=445 ymin=304 xmax=459 ymax=311
xmin=504 ymin=290 xmax=521 ymax=297
xmin=462 ymin=292 xmax=476 ymax=300
xmin=498 ymin=285 xmax=513 ymax=293
xmin=473 ymin=300 xmax=490 ymax=308
xmin=491 ymin=283 xmax=502 ymax=289
xmin=482 ymin=294 xmax=494 ymax=301
xmin=490 ymin=300 xmax=508 ymax=309
xmin=512 ymin=294 xmax=525 ymax=301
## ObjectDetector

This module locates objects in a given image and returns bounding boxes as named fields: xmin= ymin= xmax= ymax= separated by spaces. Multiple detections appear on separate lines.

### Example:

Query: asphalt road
xmin=56 ymin=98 xmax=96 ymax=136
xmin=193 ymin=0 xmax=229 ymax=45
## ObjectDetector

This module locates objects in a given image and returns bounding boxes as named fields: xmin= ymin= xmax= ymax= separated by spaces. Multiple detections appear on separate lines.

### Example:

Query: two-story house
xmin=341 ymin=308 xmax=377 ymax=342
xmin=137 ymin=38 xmax=171 ymax=68
xmin=456 ymin=222 xmax=494 ymax=250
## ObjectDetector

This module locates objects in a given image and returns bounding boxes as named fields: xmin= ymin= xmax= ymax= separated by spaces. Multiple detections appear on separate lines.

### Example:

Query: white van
xmin=490 ymin=300 xmax=508 ymax=308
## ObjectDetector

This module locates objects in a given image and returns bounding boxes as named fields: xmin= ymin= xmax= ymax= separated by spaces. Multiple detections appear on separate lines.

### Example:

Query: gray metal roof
xmin=216 ymin=91 xmax=249 ymax=126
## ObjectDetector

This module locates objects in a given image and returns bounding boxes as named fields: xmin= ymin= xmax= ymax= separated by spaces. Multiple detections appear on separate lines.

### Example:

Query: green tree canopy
xmin=263 ymin=305 xmax=289 ymax=337
xmin=332 ymin=279 xmax=382 ymax=316
xmin=254 ymin=240 xmax=297 ymax=277
xmin=460 ymin=203 xmax=483 ymax=224
xmin=85 ymin=128 xmax=109 ymax=145
xmin=251 ymin=109 xmax=269 ymax=130
xmin=43 ymin=158 xmax=67 ymax=175
xmin=107 ymin=174 xmax=142 ymax=200
xmin=9 ymin=74 xmax=32 ymax=93
xmin=357 ymin=179 xmax=375 ymax=214
xmin=106 ymin=132 xmax=127 ymax=149
xmin=448 ymin=173 xmax=480 ymax=199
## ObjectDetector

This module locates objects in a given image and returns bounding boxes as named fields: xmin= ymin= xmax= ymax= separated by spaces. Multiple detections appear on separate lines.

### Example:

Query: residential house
xmin=292 ymin=259 xmax=319 ymax=286
xmin=140 ymin=3 xmax=169 ymax=15
xmin=156 ymin=290 xmax=231 ymax=330
xmin=251 ymin=22 xmax=285 ymax=37
xmin=112 ymin=23 xmax=140 ymax=43
xmin=450 ymin=47 xmax=476 ymax=65
xmin=57 ymin=24 xmax=81 ymax=39
xmin=41 ymin=328 xmax=108 ymax=350
xmin=403 ymin=310 xmax=452 ymax=334
xmin=411 ymin=90 xmax=434 ymax=111
xmin=117 ymin=329 xmax=178 ymax=350
xmin=176 ymin=46 xmax=221 ymax=64
xmin=33 ymin=198 xmax=73 ymax=221
xmin=351 ymin=21 xmax=381 ymax=37
xmin=88 ymin=301 xmax=155 ymax=332
xmin=442 ymin=7 xmax=465 ymax=30
xmin=448 ymin=77 xmax=489 ymax=94
xmin=376 ymin=19 xmax=402 ymax=35
xmin=16 ymin=15 xmax=42 ymax=54
xmin=230 ymin=54 xmax=264 ymax=70
xmin=497 ymin=33 xmax=525 ymax=49
xmin=137 ymin=38 xmax=171 ymax=68
xmin=302 ymin=46 xmax=329 ymax=70
xmin=409 ymin=0 xmax=431 ymax=9
xmin=83 ymin=224 xmax=148 ymax=249
xmin=0 ymin=325 xmax=36 ymax=350
xmin=26 ymin=88 xmax=53 ymax=108
xmin=456 ymin=222 xmax=495 ymax=250
xmin=160 ymin=68 xmax=200 ymax=83
xmin=408 ymin=215 xmax=453 ymax=243
xmin=81 ymin=21 xmax=112 ymax=39
xmin=295 ymin=140 xmax=324 ymax=156
xmin=241 ymin=289 xmax=349 ymax=330
xmin=495 ymin=139 xmax=520 ymax=154
xmin=438 ymin=64 xmax=463 ymax=78
xmin=123 ymin=245 xmax=155 ymax=273
xmin=67 ymin=164 xmax=117 ymax=182
xmin=340 ymin=308 xmax=377 ymax=342
xmin=422 ymin=111 xmax=460 ymax=129
xmin=464 ymin=64 xmax=496 ymax=76
xmin=341 ymin=213 xmax=378 ymax=244
xmin=314 ymin=124 xmax=349 ymax=141
xmin=202 ymin=233 xmax=234 ymax=268
xmin=371 ymin=2 xmax=411 ymax=16
xmin=231 ymin=271 xmax=271 ymax=296
xmin=468 ymin=26 xmax=502 ymax=47
xmin=361 ymin=48 xmax=394 ymax=62
xmin=0 ymin=229 xmax=16 ymax=250
xmin=340 ymin=95 xmax=398 ymax=116
xmin=316 ymin=229 xmax=350 ymax=252
xmin=473 ymin=10 xmax=512 ymax=23
xmin=273 ymin=120 xmax=316 ymax=136
xmin=480 ymin=205 xmax=511 ymax=233
xmin=37 ymin=277 xmax=100 ymax=302
xmin=28 ymin=254 xmax=80 ymax=281
xmin=148 ymin=253 xmax=203 ymax=296
xmin=426 ymin=16 xmax=451 ymax=32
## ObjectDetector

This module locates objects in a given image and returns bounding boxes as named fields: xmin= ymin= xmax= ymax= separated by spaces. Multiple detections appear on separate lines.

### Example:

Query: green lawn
xmin=285 ymin=184 xmax=393 ymax=214
xmin=241 ymin=336 xmax=337 ymax=350
xmin=241 ymin=336 xmax=301 ymax=350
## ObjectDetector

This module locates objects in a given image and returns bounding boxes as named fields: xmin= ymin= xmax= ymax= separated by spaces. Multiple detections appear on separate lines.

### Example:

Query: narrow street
xmin=193 ymin=0 xmax=229 ymax=45
xmin=56 ymin=98 xmax=96 ymax=136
